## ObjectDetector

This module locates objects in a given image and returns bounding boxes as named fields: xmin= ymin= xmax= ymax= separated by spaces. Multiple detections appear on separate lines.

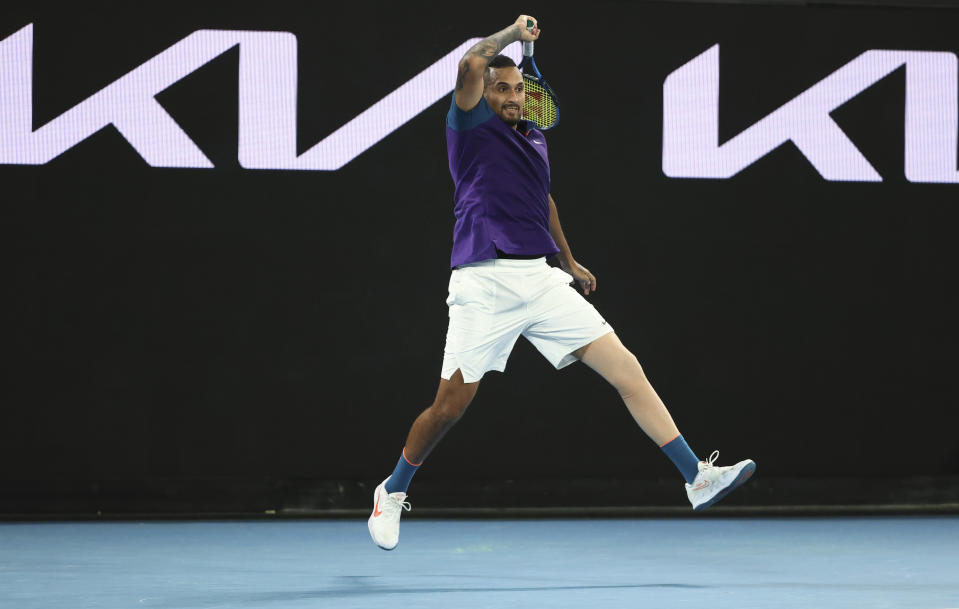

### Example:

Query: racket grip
xmin=523 ymin=19 xmax=534 ymax=57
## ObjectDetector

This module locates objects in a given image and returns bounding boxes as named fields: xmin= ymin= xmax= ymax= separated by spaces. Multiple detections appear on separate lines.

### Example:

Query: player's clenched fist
xmin=513 ymin=15 xmax=540 ymax=41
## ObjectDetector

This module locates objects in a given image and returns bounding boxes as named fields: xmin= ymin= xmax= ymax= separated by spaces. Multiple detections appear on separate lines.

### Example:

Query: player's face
xmin=485 ymin=67 xmax=525 ymax=126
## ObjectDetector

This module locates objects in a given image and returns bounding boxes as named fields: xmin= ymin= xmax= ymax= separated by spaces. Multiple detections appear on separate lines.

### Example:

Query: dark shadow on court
xmin=139 ymin=581 xmax=709 ymax=607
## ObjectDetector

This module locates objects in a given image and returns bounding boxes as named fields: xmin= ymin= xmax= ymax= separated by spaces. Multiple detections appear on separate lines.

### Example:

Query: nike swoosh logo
xmin=692 ymin=480 xmax=710 ymax=491
xmin=373 ymin=494 xmax=383 ymax=517
xmin=532 ymin=140 xmax=544 ymax=145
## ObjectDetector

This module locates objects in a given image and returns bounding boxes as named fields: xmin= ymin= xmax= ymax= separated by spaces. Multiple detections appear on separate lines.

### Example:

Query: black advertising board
xmin=2 ymin=2 xmax=957 ymax=513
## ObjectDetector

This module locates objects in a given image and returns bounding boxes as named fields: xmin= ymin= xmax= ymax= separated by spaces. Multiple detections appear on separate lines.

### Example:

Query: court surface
xmin=2 ymin=516 xmax=957 ymax=609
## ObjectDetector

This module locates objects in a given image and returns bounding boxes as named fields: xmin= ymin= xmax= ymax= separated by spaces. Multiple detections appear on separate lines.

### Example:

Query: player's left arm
xmin=548 ymin=193 xmax=597 ymax=296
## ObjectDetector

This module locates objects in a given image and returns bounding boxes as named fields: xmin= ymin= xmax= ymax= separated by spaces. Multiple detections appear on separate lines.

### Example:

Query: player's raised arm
xmin=454 ymin=15 xmax=540 ymax=111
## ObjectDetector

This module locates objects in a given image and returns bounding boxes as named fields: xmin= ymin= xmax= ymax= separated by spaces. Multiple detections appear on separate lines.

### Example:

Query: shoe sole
xmin=693 ymin=460 xmax=756 ymax=512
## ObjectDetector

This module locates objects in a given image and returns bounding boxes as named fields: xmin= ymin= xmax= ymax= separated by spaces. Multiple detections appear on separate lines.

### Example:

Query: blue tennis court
xmin=2 ymin=517 xmax=956 ymax=608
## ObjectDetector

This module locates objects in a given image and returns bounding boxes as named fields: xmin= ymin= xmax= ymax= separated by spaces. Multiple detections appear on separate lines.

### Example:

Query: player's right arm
xmin=454 ymin=15 xmax=540 ymax=111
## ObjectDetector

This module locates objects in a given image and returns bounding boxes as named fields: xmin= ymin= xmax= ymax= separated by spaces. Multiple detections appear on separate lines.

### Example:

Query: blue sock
xmin=660 ymin=434 xmax=700 ymax=484
xmin=384 ymin=448 xmax=421 ymax=494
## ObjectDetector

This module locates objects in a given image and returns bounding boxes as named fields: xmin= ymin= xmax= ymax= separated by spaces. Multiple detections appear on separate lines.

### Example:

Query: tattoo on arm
xmin=456 ymin=25 xmax=520 ymax=91
xmin=455 ymin=60 xmax=470 ymax=91
xmin=468 ymin=26 xmax=517 ymax=60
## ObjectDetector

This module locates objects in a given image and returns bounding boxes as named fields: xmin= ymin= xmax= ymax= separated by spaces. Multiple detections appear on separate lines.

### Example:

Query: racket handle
xmin=523 ymin=19 xmax=534 ymax=57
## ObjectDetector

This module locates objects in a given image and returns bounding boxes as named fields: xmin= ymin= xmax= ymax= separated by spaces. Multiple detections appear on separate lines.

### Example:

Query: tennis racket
xmin=518 ymin=19 xmax=560 ymax=130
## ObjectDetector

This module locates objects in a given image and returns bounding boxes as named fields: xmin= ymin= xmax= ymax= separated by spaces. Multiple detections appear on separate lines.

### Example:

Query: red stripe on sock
xmin=402 ymin=447 xmax=423 ymax=467
xmin=659 ymin=433 xmax=681 ymax=448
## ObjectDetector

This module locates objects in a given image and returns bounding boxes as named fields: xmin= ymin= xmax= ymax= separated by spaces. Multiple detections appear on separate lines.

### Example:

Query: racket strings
xmin=523 ymin=76 xmax=558 ymax=130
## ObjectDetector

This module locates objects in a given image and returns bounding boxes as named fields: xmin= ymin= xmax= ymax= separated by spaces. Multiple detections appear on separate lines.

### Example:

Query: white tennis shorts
xmin=441 ymin=257 xmax=614 ymax=383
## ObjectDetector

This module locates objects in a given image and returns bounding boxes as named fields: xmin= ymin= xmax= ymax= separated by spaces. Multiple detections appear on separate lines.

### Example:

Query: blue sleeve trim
xmin=446 ymin=93 xmax=495 ymax=131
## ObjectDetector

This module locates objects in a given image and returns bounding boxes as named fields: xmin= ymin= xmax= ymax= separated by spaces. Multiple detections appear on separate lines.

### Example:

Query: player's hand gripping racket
xmin=519 ymin=19 xmax=560 ymax=130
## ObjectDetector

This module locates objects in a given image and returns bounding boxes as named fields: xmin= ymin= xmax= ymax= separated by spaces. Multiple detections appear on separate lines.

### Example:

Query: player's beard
xmin=500 ymin=104 xmax=522 ymax=125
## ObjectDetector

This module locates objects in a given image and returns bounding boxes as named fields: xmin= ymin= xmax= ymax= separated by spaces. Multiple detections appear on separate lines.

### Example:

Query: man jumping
xmin=368 ymin=15 xmax=756 ymax=550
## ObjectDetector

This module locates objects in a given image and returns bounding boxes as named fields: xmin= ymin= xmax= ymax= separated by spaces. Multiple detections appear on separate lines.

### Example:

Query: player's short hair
xmin=485 ymin=55 xmax=518 ymax=88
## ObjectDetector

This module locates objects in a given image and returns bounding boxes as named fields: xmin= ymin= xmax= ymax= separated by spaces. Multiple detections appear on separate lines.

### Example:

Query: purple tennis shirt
xmin=446 ymin=94 xmax=560 ymax=268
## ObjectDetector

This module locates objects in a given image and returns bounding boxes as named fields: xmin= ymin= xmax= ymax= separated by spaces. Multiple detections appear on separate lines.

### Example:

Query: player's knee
xmin=625 ymin=350 xmax=645 ymax=376
xmin=432 ymin=391 xmax=473 ymax=425
xmin=611 ymin=349 xmax=648 ymax=395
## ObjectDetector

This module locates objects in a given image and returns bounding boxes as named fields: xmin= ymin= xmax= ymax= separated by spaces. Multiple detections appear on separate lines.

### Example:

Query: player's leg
xmin=572 ymin=333 xmax=679 ymax=446
xmin=402 ymin=368 xmax=480 ymax=468
xmin=386 ymin=368 xmax=480 ymax=496
xmin=369 ymin=261 xmax=529 ymax=549
xmin=573 ymin=333 xmax=755 ymax=510
xmin=523 ymin=264 xmax=754 ymax=510
xmin=368 ymin=369 xmax=479 ymax=551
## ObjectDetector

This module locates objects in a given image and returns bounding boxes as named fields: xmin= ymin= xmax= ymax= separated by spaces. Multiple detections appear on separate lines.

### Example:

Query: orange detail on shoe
xmin=402 ymin=448 xmax=424 ymax=467
xmin=692 ymin=480 xmax=710 ymax=491
xmin=373 ymin=494 xmax=383 ymax=517
xmin=659 ymin=434 xmax=681 ymax=448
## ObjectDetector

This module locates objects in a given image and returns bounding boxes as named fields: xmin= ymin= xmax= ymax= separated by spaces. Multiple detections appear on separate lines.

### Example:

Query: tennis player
xmin=369 ymin=15 xmax=756 ymax=550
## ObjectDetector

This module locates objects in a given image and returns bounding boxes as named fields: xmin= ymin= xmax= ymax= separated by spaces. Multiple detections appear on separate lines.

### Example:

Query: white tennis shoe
xmin=686 ymin=450 xmax=756 ymax=511
xmin=367 ymin=477 xmax=411 ymax=550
